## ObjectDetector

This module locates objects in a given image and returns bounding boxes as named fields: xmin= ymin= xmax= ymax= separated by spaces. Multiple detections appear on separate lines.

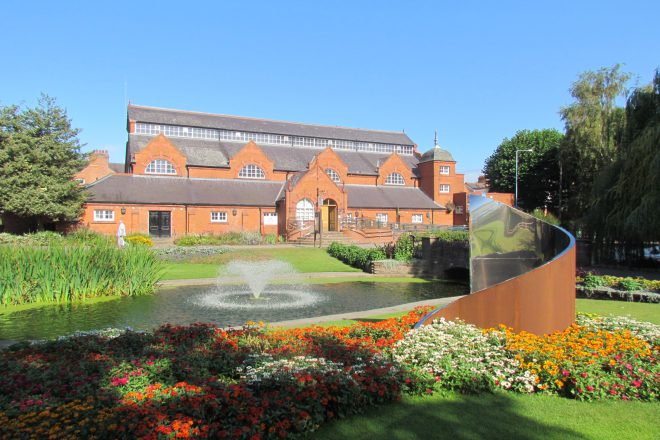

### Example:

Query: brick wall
xmin=81 ymin=203 xmax=278 ymax=237
xmin=133 ymin=134 xmax=187 ymax=176
xmin=75 ymin=150 xmax=116 ymax=184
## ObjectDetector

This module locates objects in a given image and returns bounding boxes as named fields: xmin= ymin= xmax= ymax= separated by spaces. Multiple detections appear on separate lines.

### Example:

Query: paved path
xmin=158 ymin=271 xmax=419 ymax=287
xmin=264 ymin=296 xmax=463 ymax=328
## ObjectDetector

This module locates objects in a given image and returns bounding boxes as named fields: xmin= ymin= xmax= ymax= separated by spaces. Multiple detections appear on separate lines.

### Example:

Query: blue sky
xmin=3 ymin=1 xmax=658 ymax=181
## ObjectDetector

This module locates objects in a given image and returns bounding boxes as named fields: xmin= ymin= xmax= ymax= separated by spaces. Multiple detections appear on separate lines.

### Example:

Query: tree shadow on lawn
xmin=314 ymin=391 xmax=588 ymax=440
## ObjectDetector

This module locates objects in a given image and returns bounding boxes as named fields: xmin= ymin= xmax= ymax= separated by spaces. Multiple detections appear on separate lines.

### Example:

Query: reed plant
xmin=0 ymin=242 xmax=163 ymax=305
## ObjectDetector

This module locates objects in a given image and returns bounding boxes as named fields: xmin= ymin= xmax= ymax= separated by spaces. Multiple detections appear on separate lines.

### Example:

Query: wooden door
xmin=321 ymin=205 xmax=329 ymax=231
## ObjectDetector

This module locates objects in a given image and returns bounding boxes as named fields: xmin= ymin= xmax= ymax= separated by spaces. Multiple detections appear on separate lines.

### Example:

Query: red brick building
xmin=78 ymin=105 xmax=472 ymax=240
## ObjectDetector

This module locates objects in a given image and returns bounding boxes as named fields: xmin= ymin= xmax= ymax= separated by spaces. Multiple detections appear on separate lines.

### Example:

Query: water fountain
xmin=194 ymin=260 xmax=324 ymax=310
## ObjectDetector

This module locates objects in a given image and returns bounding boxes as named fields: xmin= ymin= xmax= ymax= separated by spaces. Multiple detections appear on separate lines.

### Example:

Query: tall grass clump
xmin=0 ymin=242 xmax=163 ymax=305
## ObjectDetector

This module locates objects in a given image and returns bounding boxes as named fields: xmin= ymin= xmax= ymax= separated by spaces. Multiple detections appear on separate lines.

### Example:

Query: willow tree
xmin=0 ymin=95 xmax=87 ymax=233
xmin=559 ymin=64 xmax=630 ymax=233
xmin=588 ymin=70 xmax=660 ymax=260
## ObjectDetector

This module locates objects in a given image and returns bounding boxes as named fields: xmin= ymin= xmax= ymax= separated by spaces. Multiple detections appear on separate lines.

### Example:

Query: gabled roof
xmin=108 ymin=163 xmax=125 ymax=173
xmin=86 ymin=175 xmax=285 ymax=206
xmin=345 ymin=185 xmax=443 ymax=209
xmin=128 ymin=135 xmax=420 ymax=176
xmin=128 ymin=105 xmax=415 ymax=146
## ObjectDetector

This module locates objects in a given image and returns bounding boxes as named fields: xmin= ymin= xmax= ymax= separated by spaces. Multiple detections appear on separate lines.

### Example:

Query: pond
xmin=0 ymin=281 xmax=467 ymax=341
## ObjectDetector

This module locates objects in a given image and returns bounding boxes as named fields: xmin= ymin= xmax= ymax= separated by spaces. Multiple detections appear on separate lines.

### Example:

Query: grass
xmin=161 ymin=263 xmax=221 ymax=280
xmin=576 ymin=298 xmax=660 ymax=324
xmin=314 ymin=390 xmax=660 ymax=440
xmin=289 ymin=299 xmax=659 ymax=329
xmin=161 ymin=247 xmax=360 ymax=280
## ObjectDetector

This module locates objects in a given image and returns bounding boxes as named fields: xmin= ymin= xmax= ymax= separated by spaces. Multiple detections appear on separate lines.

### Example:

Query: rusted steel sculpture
xmin=416 ymin=196 xmax=575 ymax=335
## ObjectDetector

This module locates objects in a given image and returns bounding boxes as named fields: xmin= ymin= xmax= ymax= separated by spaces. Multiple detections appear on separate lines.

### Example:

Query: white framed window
xmin=211 ymin=211 xmax=227 ymax=223
xmin=145 ymin=159 xmax=176 ymax=175
xmin=455 ymin=205 xmax=464 ymax=214
xmin=412 ymin=214 xmax=423 ymax=224
xmin=296 ymin=199 xmax=315 ymax=221
xmin=238 ymin=164 xmax=265 ymax=179
xmin=376 ymin=213 xmax=388 ymax=224
xmin=325 ymin=168 xmax=340 ymax=183
xmin=93 ymin=209 xmax=115 ymax=222
xmin=439 ymin=165 xmax=450 ymax=175
xmin=440 ymin=184 xmax=451 ymax=193
xmin=385 ymin=173 xmax=405 ymax=185
xmin=263 ymin=212 xmax=278 ymax=225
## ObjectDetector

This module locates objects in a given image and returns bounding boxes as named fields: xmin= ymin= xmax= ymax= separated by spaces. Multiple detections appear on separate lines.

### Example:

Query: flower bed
xmin=0 ymin=311 xmax=657 ymax=439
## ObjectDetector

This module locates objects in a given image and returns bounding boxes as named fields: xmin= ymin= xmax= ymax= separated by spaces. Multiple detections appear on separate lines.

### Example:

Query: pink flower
xmin=580 ymin=372 xmax=587 ymax=378
xmin=632 ymin=380 xmax=642 ymax=388
xmin=587 ymin=386 xmax=594 ymax=391
xmin=111 ymin=376 xmax=129 ymax=386
xmin=562 ymin=369 xmax=570 ymax=377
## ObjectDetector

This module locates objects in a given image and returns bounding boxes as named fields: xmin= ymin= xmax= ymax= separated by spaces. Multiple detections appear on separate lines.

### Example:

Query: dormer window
xmin=385 ymin=173 xmax=405 ymax=185
xmin=238 ymin=164 xmax=265 ymax=179
xmin=145 ymin=159 xmax=176 ymax=175
xmin=326 ymin=168 xmax=340 ymax=183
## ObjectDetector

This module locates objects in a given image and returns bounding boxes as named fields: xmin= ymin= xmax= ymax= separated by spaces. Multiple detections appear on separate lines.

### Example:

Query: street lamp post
xmin=515 ymin=149 xmax=533 ymax=208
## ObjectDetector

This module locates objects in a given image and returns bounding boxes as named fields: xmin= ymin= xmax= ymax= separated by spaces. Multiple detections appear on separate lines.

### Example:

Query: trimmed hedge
xmin=327 ymin=242 xmax=386 ymax=270
xmin=413 ymin=229 xmax=469 ymax=242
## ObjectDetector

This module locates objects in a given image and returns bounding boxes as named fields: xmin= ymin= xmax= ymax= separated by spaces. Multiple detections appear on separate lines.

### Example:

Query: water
xmin=225 ymin=260 xmax=295 ymax=299
xmin=0 ymin=281 xmax=466 ymax=341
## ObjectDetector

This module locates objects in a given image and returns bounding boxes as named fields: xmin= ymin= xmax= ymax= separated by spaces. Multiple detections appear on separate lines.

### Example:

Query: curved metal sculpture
xmin=416 ymin=195 xmax=576 ymax=335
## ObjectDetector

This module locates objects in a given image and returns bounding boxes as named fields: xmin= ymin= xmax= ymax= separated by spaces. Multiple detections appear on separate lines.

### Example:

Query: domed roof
xmin=420 ymin=132 xmax=454 ymax=162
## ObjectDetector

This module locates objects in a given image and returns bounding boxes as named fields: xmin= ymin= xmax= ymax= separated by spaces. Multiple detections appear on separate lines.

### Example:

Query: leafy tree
xmin=482 ymin=129 xmax=563 ymax=212
xmin=0 ymin=95 xmax=87 ymax=233
xmin=559 ymin=64 xmax=630 ymax=232
xmin=588 ymin=70 xmax=660 ymax=260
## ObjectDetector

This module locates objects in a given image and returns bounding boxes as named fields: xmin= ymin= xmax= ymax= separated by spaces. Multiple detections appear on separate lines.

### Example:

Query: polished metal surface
xmin=469 ymin=195 xmax=570 ymax=292
xmin=415 ymin=195 xmax=576 ymax=335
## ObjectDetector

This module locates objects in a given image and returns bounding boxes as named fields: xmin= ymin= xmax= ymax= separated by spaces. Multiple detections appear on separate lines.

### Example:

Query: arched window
xmin=238 ymin=164 xmax=265 ymax=179
xmin=296 ymin=199 xmax=315 ymax=221
xmin=325 ymin=168 xmax=340 ymax=183
xmin=145 ymin=159 xmax=176 ymax=175
xmin=385 ymin=172 xmax=405 ymax=185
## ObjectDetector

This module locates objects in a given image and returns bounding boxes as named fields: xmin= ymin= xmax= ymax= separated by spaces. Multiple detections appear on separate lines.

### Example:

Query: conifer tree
xmin=0 ymin=95 xmax=87 ymax=232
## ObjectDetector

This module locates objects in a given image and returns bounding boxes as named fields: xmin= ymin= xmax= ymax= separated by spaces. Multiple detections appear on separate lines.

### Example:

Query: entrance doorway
xmin=149 ymin=211 xmax=171 ymax=237
xmin=321 ymin=199 xmax=338 ymax=232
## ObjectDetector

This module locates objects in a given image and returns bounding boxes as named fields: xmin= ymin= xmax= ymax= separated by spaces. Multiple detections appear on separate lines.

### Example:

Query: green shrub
xmin=531 ymin=208 xmax=560 ymax=225
xmin=125 ymin=233 xmax=154 ymax=247
xmin=414 ymin=229 xmax=469 ymax=242
xmin=327 ymin=242 xmax=384 ymax=270
xmin=582 ymin=273 xmax=606 ymax=289
xmin=578 ymin=273 xmax=658 ymax=292
xmin=175 ymin=232 xmax=266 ymax=246
xmin=67 ymin=228 xmax=112 ymax=246
xmin=0 ymin=231 xmax=65 ymax=246
xmin=263 ymin=233 xmax=280 ymax=244
xmin=393 ymin=234 xmax=414 ymax=262
xmin=0 ymin=242 xmax=163 ymax=305
xmin=617 ymin=278 xmax=644 ymax=291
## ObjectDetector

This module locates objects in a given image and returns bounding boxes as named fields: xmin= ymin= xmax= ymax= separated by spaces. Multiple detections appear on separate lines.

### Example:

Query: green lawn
xmin=161 ymin=247 xmax=360 ymax=280
xmin=576 ymin=298 xmax=660 ymax=324
xmin=314 ymin=391 xmax=660 ymax=440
